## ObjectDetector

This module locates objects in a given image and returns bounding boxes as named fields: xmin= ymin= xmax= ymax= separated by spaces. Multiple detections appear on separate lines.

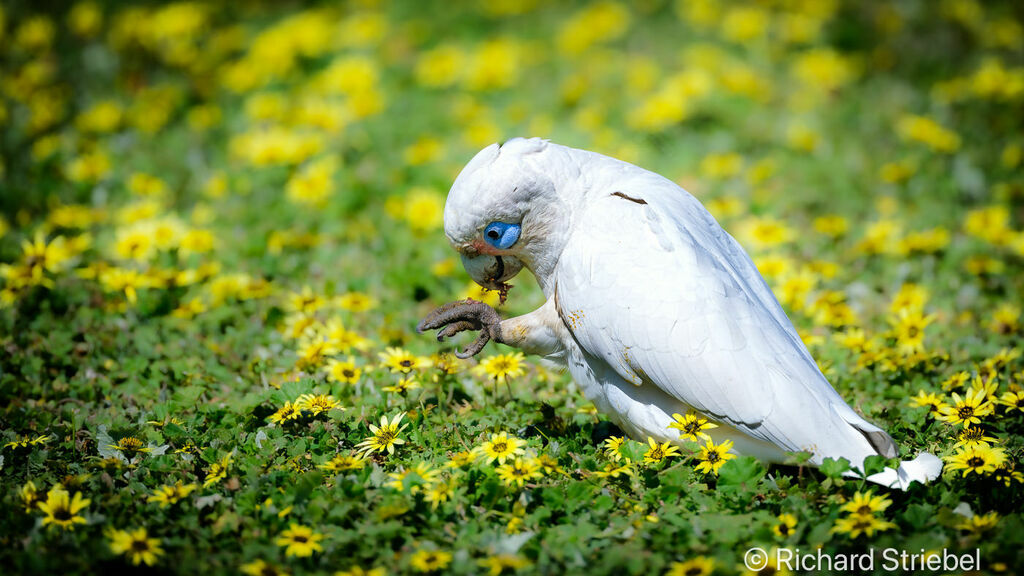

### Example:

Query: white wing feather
xmin=554 ymin=172 xmax=896 ymax=463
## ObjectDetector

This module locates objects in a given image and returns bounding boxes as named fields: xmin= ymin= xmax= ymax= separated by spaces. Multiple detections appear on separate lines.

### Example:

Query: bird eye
xmin=483 ymin=222 xmax=520 ymax=250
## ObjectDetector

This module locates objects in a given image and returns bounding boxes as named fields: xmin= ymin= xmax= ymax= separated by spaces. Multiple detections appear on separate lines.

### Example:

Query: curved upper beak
xmin=461 ymin=252 xmax=523 ymax=290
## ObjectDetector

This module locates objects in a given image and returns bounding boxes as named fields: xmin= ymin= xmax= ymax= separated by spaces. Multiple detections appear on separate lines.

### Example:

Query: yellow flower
xmin=65 ymin=148 xmax=112 ymax=182
xmin=937 ymin=388 xmax=995 ymax=427
xmin=738 ymin=216 xmax=794 ymax=250
xmin=699 ymin=152 xmax=743 ymax=179
xmin=557 ymin=1 xmax=630 ymax=55
xmin=241 ymin=559 xmax=290 ymax=576
xmin=813 ymin=215 xmax=849 ymax=238
xmin=889 ymin=309 xmax=934 ymax=356
xmin=940 ymin=371 xmax=970 ymax=391
xmin=642 ymin=437 xmax=681 ymax=464
xmin=423 ymin=479 xmax=457 ymax=510
xmin=459 ymin=282 xmax=503 ymax=307
xmin=68 ymin=1 xmax=103 ymax=38
xmin=792 ymin=48 xmax=857 ymax=91
xmin=323 ymin=320 xmax=371 ymax=352
xmin=478 ymin=554 xmax=531 ymax=576
xmin=1000 ymin=390 xmax=1024 ymax=414
xmin=356 ymin=413 xmax=409 ymax=455
xmin=336 ymin=292 xmax=377 ymax=312
xmin=128 ymin=172 xmax=168 ymax=197
xmin=496 ymin=457 xmax=543 ymax=487
xmin=109 ymin=436 xmax=151 ymax=459
xmin=415 ymin=44 xmax=465 ymax=87
xmin=993 ymin=461 xmax=1024 ymax=487
xmin=401 ymin=188 xmax=445 ymax=234
xmin=772 ymin=513 xmax=798 ymax=538
xmin=693 ymin=438 xmax=735 ymax=475
xmin=403 ymin=136 xmax=444 ymax=166
xmin=955 ymin=511 xmax=999 ymax=535
xmin=295 ymin=393 xmax=343 ymax=415
xmin=831 ymin=514 xmax=896 ymax=539
xmin=4 ymin=434 xmax=50 ymax=450
xmin=602 ymin=436 xmax=626 ymax=461
xmin=382 ymin=377 xmax=421 ymax=395
xmin=786 ymin=123 xmax=819 ymax=152
xmin=99 ymin=267 xmax=145 ymax=304
xmin=890 ymin=283 xmax=929 ymax=315
xmin=989 ymin=304 xmax=1021 ymax=335
xmin=295 ymin=337 xmax=339 ymax=370
xmin=668 ymin=411 xmax=719 ymax=443
xmin=409 ymin=548 xmax=453 ymax=573
xmin=38 ymin=487 xmax=90 ymax=530
xmin=964 ymin=205 xmax=1012 ymax=245
xmin=269 ymin=401 xmax=302 ymax=425
xmin=108 ymin=527 xmax=164 ymax=566
xmin=275 ymin=524 xmax=324 ymax=558
xmin=147 ymin=481 xmax=198 ymax=508
xmin=897 ymin=114 xmax=961 ymax=153
xmin=336 ymin=566 xmax=386 ymax=576
xmin=319 ymin=453 xmax=369 ymax=473
xmin=908 ymin=390 xmax=945 ymax=416
xmin=476 ymin=352 xmax=526 ymax=384
xmin=477 ymin=431 xmax=526 ymax=465
xmin=953 ymin=426 xmax=998 ymax=449
xmin=386 ymin=462 xmax=443 ymax=492
xmin=721 ymin=5 xmax=769 ymax=43
xmin=285 ymin=156 xmax=337 ymax=208
xmin=19 ymin=481 xmax=43 ymax=511
xmin=593 ymin=459 xmax=635 ymax=479
xmin=203 ymin=453 xmax=232 ymax=488
xmin=379 ymin=347 xmax=432 ymax=374
xmin=879 ymin=159 xmax=917 ymax=184
xmin=840 ymin=491 xmax=892 ymax=517
xmin=666 ymin=556 xmax=715 ymax=576
xmin=326 ymin=357 xmax=362 ymax=385
xmin=944 ymin=444 xmax=1007 ymax=476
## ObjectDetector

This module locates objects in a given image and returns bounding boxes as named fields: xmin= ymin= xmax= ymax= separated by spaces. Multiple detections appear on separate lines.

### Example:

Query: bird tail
xmin=864 ymin=452 xmax=944 ymax=490
xmin=831 ymin=404 xmax=943 ymax=489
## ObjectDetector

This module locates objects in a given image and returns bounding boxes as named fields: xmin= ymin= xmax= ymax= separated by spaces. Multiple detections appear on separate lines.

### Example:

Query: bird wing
xmin=554 ymin=174 xmax=892 ymax=456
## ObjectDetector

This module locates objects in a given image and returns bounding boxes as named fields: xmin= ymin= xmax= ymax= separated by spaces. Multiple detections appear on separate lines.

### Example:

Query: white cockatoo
xmin=418 ymin=137 xmax=942 ymax=489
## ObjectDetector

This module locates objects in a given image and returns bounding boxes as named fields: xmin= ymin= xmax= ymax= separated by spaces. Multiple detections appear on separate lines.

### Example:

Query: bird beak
xmin=461 ymin=252 xmax=523 ymax=291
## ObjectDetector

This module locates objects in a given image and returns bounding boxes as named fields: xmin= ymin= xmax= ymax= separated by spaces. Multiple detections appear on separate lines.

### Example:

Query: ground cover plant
xmin=1 ymin=0 xmax=1024 ymax=574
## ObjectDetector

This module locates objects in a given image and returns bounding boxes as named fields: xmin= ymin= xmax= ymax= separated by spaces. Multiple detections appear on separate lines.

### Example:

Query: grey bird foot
xmin=417 ymin=299 xmax=502 ymax=359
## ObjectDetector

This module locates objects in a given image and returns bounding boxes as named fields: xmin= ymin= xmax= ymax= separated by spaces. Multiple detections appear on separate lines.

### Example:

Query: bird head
xmin=443 ymin=138 xmax=573 ymax=295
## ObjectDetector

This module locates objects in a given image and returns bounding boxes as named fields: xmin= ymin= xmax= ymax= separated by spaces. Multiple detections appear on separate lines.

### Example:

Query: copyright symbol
xmin=744 ymin=547 xmax=769 ymax=571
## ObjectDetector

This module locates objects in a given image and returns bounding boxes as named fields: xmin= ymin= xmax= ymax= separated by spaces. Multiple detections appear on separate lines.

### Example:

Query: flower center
xmin=131 ymin=539 xmax=150 ymax=552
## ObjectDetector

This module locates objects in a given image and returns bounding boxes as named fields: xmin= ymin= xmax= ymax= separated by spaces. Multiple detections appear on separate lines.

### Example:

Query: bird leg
xmin=417 ymin=299 xmax=503 ymax=359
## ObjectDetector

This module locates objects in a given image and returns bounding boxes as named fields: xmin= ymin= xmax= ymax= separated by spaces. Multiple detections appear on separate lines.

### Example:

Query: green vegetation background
xmin=1 ymin=0 xmax=1023 ymax=574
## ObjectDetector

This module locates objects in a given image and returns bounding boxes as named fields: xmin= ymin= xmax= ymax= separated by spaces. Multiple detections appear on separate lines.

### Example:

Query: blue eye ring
xmin=483 ymin=222 xmax=521 ymax=250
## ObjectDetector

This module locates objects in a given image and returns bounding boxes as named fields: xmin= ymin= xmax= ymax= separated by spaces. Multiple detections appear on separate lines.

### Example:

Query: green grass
xmin=1 ymin=1 xmax=1024 ymax=574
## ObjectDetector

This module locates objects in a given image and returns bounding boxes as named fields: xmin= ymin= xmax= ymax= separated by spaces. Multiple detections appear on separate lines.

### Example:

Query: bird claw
xmin=417 ymin=299 xmax=502 ymax=358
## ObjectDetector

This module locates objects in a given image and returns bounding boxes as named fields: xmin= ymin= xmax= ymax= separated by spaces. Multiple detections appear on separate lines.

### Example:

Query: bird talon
xmin=418 ymin=299 xmax=501 ymax=357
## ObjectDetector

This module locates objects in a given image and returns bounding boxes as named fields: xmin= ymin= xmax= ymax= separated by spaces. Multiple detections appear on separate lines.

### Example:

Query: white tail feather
xmin=862 ymin=453 xmax=943 ymax=490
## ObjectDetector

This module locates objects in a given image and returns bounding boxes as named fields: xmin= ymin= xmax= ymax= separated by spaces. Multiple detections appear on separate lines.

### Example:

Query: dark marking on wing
xmin=611 ymin=191 xmax=647 ymax=205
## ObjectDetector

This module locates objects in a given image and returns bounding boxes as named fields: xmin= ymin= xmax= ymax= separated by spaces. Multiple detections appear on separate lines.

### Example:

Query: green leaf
xmin=819 ymin=456 xmax=851 ymax=479
xmin=717 ymin=456 xmax=766 ymax=489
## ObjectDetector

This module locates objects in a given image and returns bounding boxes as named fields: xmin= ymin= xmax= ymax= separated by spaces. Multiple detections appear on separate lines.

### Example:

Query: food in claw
xmin=419 ymin=137 xmax=942 ymax=490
